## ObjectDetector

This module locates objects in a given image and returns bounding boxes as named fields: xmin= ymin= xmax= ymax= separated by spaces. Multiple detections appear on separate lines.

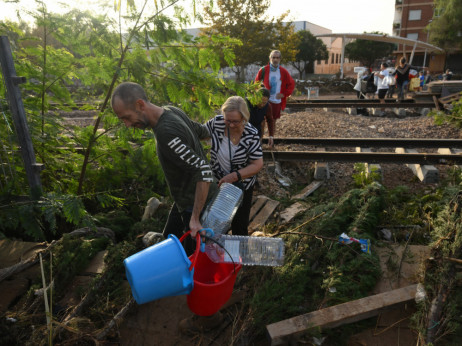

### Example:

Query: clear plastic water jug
xmin=200 ymin=183 xmax=243 ymax=235
xmin=204 ymin=234 xmax=285 ymax=267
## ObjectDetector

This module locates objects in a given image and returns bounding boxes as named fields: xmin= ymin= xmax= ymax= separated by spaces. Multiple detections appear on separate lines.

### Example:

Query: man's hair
xmin=221 ymin=96 xmax=250 ymax=122
xmin=111 ymin=82 xmax=148 ymax=110
xmin=382 ymin=62 xmax=388 ymax=68
xmin=400 ymin=57 xmax=406 ymax=64
xmin=260 ymin=88 xmax=270 ymax=98
xmin=270 ymin=50 xmax=282 ymax=59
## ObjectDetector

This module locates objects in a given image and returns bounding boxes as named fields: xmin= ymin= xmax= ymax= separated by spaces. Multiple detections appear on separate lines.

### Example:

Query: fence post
xmin=0 ymin=35 xmax=43 ymax=198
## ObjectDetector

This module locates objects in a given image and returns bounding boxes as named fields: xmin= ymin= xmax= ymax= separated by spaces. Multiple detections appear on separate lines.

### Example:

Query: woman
xmin=393 ymin=57 xmax=419 ymax=101
xmin=205 ymin=96 xmax=263 ymax=236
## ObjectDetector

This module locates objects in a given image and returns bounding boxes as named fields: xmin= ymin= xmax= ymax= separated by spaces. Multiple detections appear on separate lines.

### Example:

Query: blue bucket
xmin=124 ymin=233 xmax=199 ymax=304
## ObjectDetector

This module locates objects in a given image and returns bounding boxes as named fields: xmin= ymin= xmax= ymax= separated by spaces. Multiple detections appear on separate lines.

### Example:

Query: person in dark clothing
xmin=111 ymin=82 xmax=217 ymax=249
xmin=247 ymin=88 xmax=274 ymax=147
xmin=443 ymin=69 xmax=453 ymax=81
xmin=366 ymin=72 xmax=377 ymax=99
xmin=393 ymin=57 xmax=419 ymax=101
xmin=424 ymin=70 xmax=432 ymax=84
xmin=112 ymin=82 xmax=223 ymax=334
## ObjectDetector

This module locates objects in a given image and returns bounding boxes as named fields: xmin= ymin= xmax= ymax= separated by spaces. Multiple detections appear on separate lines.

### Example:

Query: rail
xmin=286 ymin=101 xmax=435 ymax=109
xmin=262 ymin=151 xmax=462 ymax=165
xmin=262 ymin=138 xmax=462 ymax=148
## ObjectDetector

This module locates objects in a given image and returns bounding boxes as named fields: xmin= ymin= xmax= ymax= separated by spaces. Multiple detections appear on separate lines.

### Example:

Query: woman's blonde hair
xmin=221 ymin=96 xmax=250 ymax=122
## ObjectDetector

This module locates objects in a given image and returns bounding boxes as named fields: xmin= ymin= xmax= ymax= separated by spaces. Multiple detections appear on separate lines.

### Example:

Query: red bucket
xmin=180 ymin=232 xmax=242 ymax=316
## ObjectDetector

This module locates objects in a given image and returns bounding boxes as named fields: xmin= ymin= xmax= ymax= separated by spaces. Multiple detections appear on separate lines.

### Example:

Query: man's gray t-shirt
xmin=153 ymin=106 xmax=216 ymax=212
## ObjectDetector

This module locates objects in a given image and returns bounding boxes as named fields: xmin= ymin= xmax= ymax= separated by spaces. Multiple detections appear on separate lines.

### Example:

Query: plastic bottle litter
xmin=200 ymin=183 xmax=243 ymax=235
xmin=204 ymin=234 xmax=285 ymax=266
xmin=338 ymin=232 xmax=371 ymax=254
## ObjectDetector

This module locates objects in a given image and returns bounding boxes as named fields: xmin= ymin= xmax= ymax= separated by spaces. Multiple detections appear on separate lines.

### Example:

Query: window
xmin=331 ymin=53 xmax=334 ymax=64
xmin=407 ymin=33 xmax=419 ymax=40
xmin=434 ymin=7 xmax=443 ymax=17
xmin=409 ymin=9 xmax=421 ymax=21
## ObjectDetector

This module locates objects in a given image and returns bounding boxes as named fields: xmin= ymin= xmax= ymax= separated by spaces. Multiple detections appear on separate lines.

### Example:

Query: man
xmin=111 ymin=82 xmax=217 ymax=250
xmin=376 ymin=62 xmax=389 ymax=105
xmin=255 ymin=50 xmax=295 ymax=134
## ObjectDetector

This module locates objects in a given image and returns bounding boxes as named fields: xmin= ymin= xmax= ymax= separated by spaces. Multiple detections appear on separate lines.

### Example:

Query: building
xmin=292 ymin=21 xmax=359 ymax=77
xmin=185 ymin=20 xmax=357 ymax=81
xmin=393 ymin=0 xmax=445 ymax=72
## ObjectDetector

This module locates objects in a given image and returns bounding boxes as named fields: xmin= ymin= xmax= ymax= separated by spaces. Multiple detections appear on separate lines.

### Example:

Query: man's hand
xmin=276 ymin=93 xmax=284 ymax=100
xmin=189 ymin=217 xmax=203 ymax=238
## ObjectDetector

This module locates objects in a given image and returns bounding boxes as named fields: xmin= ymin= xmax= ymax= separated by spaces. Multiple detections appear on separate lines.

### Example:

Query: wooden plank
xmin=291 ymin=180 xmax=323 ymax=200
xmin=438 ymin=91 xmax=461 ymax=104
xmin=266 ymin=284 xmax=418 ymax=346
xmin=279 ymin=202 xmax=306 ymax=224
xmin=432 ymin=95 xmax=441 ymax=111
xmin=249 ymin=196 xmax=269 ymax=221
xmin=249 ymin=199 xmax=279 ymax=231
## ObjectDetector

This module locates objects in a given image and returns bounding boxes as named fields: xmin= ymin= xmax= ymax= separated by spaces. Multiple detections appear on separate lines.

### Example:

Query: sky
xmin=1 ymin=0 xmax=396 ymax=35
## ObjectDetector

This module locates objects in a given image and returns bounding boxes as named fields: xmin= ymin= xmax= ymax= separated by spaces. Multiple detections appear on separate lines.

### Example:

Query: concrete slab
xmin=395 ymin=148 xmax=439 ymax=183
xmin=393 ymin=108 xmax=407 ymax=117
xmin=314 ymin=148 xmax=330 ymax=180
xmin=355 ymin=147 xmax=382 ymax=179
xmin=347 ymin=107 xmax=357 ymax=115
xmin=437 ymin=148 xmax=462 ymax=169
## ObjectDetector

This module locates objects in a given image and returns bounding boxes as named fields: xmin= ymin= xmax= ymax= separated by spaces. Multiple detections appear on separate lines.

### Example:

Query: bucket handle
xmin=179 ymin=231 xmax=201 ymax=271
xmin=202 ymin=234 xmax=238 ymax=274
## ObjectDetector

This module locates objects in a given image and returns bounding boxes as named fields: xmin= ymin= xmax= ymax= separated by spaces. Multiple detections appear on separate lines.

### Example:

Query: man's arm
xmin=189 ymin=181 xmax=210 ymax=237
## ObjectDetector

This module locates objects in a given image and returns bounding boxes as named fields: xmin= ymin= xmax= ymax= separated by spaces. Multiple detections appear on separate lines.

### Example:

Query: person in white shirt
xmin=376 ymin=63 xmax=389 ymax=104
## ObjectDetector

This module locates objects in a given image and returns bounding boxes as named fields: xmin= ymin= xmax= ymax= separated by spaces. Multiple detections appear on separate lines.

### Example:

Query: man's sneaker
xmin=178 ymin=311 xmax=224 ymax=334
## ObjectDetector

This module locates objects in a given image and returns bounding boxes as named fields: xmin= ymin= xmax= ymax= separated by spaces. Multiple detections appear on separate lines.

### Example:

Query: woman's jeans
xmin=397 ymin=80 xmax=409 ymax=100
xmin=230 ymin=185 xmax=254 ymax=236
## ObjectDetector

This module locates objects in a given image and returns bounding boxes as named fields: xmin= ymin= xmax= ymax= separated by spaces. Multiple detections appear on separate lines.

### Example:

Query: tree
xmin=428 ymin=0 xmax=462 ymax=51
xmin=344 ymin=32 xmax=395 ymax=68
xmin=288 ymin=30 xmax=328 ymax=79
xmin=200 ymin=0 xmax=291 ymax=81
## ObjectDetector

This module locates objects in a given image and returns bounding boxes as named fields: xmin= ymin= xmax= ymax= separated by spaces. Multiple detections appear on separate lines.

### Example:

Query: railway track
xmin=262 ymin=138 xmax=462 ymax=148
xmin=261 ymin=137 xmax=462 ymax=165
xmin=286 ymin=100 xmax=435 ymax=109
xmin=262 ymin=151 xmax=462 ymax=164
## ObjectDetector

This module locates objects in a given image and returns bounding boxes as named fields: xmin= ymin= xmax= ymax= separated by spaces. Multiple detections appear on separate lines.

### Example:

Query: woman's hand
xmin=218 ymin=171 xmax=239 ymax=187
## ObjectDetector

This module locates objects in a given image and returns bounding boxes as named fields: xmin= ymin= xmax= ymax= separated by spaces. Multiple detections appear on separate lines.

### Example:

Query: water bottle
xmin=200 ymin=183 xmax=243 ymax=235
xmin=204 ymin=234 xmax=285 ymax=267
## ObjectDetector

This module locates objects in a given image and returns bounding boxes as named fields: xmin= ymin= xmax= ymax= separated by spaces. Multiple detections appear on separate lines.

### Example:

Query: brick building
xmin=393 ymin=0 xmax=445 ymax=72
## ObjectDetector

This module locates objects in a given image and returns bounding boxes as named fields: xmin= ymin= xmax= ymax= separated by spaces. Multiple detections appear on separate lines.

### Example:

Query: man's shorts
xmin=269 ymin=102 xmax=282 ymax=119
xmin=378 ymin=89 xmax=388 ymax=99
